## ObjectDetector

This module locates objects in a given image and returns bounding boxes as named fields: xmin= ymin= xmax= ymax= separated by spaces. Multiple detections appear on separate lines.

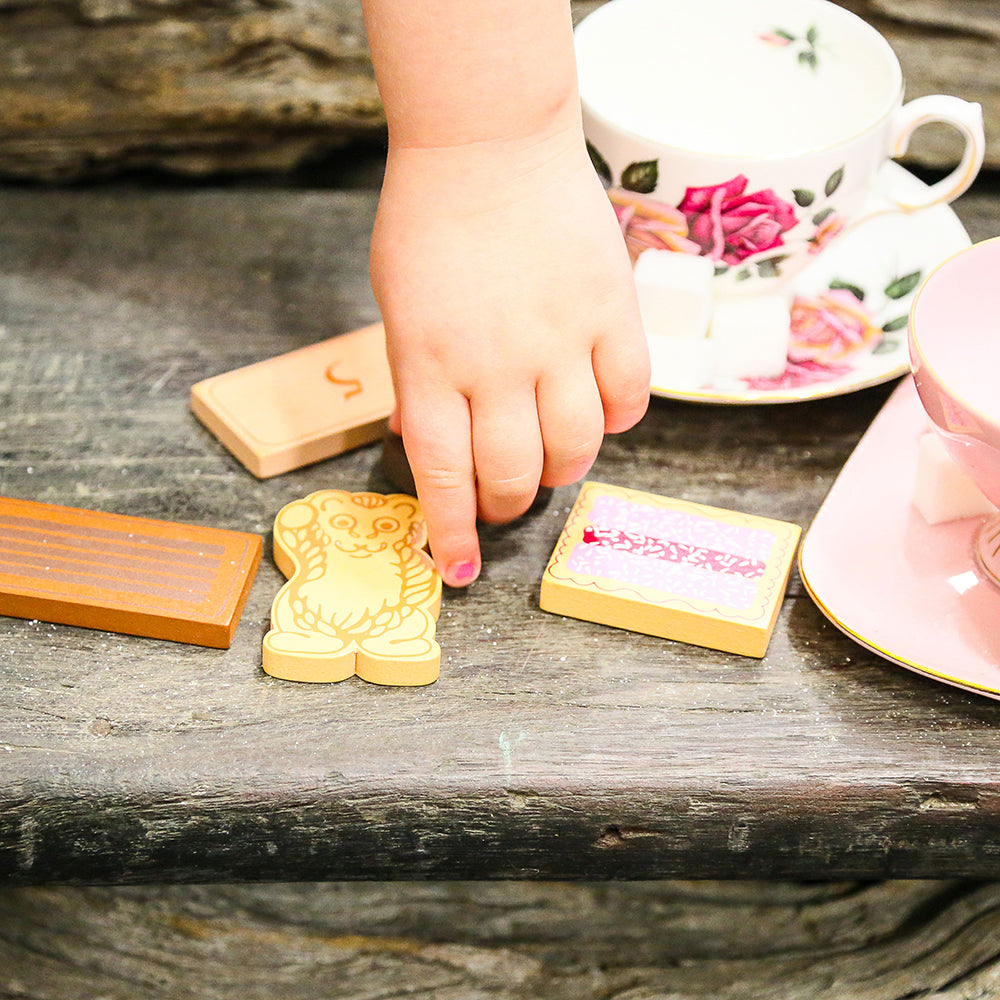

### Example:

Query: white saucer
xmin=799 ymin=377 xmax=1000 ymax=699
xmin=650 ymin=163 xmax=972 ymax=405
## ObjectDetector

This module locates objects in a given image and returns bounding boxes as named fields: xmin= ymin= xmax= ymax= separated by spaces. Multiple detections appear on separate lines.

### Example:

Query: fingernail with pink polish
xmin=447 ymin=561 xmax=479 ymax=586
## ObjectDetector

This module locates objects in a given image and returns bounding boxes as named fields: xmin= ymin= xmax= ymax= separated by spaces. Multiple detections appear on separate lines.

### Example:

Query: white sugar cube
xmin=633 ymin=250 xmax=714 ymax=340
xmin=647 ymin=335 xmax=716 ymax=392
xmin=913 ymin=431 xmax=997 ymax=525
xmin=709 ymin=295 xmax=790 ymax=379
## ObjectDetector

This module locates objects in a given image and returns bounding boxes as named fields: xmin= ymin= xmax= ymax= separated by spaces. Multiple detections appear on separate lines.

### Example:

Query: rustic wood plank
xmin=0 ymin=0 xmax=384 ymax=180
xmin=0 ymin=0 xmax=997 ymax=179
xmin=0 ymin=175 xmax=999 ymax=887
xmin=2 ymin=880 xmax=1000 ymax=998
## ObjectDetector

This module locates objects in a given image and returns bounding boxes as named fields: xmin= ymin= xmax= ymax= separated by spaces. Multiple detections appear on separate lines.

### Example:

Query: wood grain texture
xmin=0 ymin=0 xmax=383 ymax=180
xmin=2 ymin=880 xmax=1000 ymax=999
xmin=0 ymin=0 xmax=997 ymax=179
xmin=0 ymin=174 xmax=999 ymax=887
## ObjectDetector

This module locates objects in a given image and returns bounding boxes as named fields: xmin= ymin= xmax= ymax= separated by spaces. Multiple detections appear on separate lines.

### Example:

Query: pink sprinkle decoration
xmin=582 ymin=525 xmax=766 ymax=579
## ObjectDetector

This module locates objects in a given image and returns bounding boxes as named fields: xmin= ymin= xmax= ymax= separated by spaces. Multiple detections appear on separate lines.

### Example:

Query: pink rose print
xmin=608 ymin=188 xmax=701 ymax=263
xmin=678 ymin=175 xmax=799 ymax=265
xmin=808 ymin=213 xmax=846 ymax=254
xmin=758 ymin=31 xmax=792 ymax=47
xmin=788 ymin=289 xmax=882 ymax=365
xmin=743 ymin=359 xmax=852 ymax=392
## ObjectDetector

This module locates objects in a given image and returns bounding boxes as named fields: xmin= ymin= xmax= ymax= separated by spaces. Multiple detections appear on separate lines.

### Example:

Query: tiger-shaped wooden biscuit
xmin=263 ymin=490 xmax=441 ymax=685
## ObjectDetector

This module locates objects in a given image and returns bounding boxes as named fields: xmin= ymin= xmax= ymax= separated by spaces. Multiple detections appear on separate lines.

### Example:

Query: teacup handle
xmin=885 ymin=95 xmax=985 ymax=211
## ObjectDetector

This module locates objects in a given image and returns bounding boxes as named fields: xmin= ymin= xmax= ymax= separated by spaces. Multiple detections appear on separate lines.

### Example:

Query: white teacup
xmin=575 ymin=0 xmax=985 ymax=295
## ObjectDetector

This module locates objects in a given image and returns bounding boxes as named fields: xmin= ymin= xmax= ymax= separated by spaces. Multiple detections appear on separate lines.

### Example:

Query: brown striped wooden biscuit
xmin=0 ymin=496 xmax=262 ymax=647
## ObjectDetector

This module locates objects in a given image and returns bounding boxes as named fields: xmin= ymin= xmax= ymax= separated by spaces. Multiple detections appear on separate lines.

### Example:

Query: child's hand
xmin=369 ymin=127 xmax=650 ymax=587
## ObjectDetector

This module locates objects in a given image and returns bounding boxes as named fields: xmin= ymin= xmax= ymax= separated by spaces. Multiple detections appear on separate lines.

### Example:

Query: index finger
xmin=400 ymin=388 xmax=482 ymax=588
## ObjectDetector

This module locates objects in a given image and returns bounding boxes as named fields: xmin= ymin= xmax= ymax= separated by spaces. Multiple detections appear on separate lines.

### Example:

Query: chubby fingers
xmin=592 ymin=318 xmax=651 ymax=434
xmin=400 ymin=382 xmax=547 ymax=587
xmin=535 ymin=321 xmax=651 ymax=490
xmin=398 ymin=322 xmax=649 ymax=588
xmin=400 ymin=389 xmax=481 ymax=589
xmin=536 ymin=365 xmax=606 ymax=488
xmin=471 ymin=389 xmax=545 ymax=524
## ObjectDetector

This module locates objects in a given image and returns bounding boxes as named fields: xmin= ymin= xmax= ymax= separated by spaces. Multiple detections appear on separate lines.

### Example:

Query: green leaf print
xmin=756 ymin=255 xmax=788 ymax=278
xmin=824 ymin=167 xmax=844 ymax=197
xmin=768 ymin=25 xmax=821 ymax=70
xmin=793 ymin=189 xmax=816 ymax=207
xmin=812 ymin=206 xmax=835 ymax=226
xmin=884 ymin=271 xmax=922 ymax=299
xmin=621 ymin=159 xmax=659 ymax=194
xmin=586 ymin=141 xmax=612 ymax=188
xmin=872 ymin=337 xmax=899 ymax=355
xmin=882 ymin=315 xmax=909 ymax=333
xmin=829 ymin=278 xmax=865 ymax=301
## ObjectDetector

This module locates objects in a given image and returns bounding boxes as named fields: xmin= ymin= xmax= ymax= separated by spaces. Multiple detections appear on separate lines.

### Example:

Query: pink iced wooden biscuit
xmin=540 ymin=482 xmax=800 ymax=657
xmin=190 ymin=323 xmax=395 ymax=478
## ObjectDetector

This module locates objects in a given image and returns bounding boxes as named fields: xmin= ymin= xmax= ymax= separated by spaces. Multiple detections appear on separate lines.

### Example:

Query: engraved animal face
xmin=316 ymin=493 xmax=419 ymax=559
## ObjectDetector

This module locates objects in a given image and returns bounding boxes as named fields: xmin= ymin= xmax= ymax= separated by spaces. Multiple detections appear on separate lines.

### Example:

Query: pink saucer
xmin=799 ymin=376 xmax=1000 ymax=698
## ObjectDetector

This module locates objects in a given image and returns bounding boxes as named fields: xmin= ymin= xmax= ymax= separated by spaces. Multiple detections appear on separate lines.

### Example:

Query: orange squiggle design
xmin=325 ymin=362 xmax=363 ymax=399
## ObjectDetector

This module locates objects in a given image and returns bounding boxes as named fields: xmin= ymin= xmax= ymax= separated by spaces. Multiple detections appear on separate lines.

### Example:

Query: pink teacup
xmin=909 ymin=238 xmax=1000 ymax=585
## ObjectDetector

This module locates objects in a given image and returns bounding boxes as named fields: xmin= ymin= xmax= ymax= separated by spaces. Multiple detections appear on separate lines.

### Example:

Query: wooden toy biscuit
xmin=190 ymin=323 xmax=395 ymax=478
xmin=540 ymin=482 xmax=800 ymax=657
xmin=263 ymin=490 xmax=442 ymax=685
xmin=0 ymin=495 xmax=262 ymax=648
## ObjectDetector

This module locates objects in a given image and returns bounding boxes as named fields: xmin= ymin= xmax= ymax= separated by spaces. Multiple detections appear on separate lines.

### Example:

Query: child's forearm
xmin=361 ymin=0 xmax=582 ymax=149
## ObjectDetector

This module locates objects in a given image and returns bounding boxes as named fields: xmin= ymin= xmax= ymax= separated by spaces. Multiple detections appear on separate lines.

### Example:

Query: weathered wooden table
xmin=1 ymin=161 xmax=999 ymax=998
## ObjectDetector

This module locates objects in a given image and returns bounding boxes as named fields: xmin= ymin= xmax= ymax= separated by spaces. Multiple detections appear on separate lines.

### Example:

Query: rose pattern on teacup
xmin=579 ymin=0 xmax=984 ymax=319
xmin=591 ymin=143 xmax=847 ymax=284
xmin=591 ymin=137 xmax=923 ymax=394
xmin=607 ymin=187 xmax=700 ymax=261
xmin=679 ymin=176 xmax=799 ymax=268
xmin=743 ymin=268 xmax=923 ymax=391
xmin=787 ymin=289 xmax=883 ymax=365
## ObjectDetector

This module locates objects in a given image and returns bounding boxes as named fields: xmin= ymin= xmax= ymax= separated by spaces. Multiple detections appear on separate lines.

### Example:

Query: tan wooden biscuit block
xmin=190 ymin=323 xmax=395 ymax=478
xmin=541 ymin=482 xmax=800 ymax=658
xmin=0 ymin=495 xmax=262 ymax=648
xmin=263 ymin=490 xmax=442 ymax=685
